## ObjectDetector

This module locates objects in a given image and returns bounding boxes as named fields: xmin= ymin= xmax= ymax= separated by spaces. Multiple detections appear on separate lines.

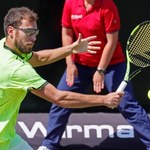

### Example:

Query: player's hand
xmin=104 ymin=92 xmax=124 ymax=109
xmin=87 ymin=40 xmax=101 ymax=54
xmin=72 ymin=33 xmax=101 ymax=54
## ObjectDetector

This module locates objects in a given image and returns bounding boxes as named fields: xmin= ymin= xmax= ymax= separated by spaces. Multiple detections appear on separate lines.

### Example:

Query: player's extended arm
xmin=29 ymin=34 xmax=99 ymax=67
xmin=31 ymin=83 xmax=124 ymax=109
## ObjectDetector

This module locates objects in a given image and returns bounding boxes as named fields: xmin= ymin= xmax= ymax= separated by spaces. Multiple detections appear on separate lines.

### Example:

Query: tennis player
xmin=0 ymin=6 xmax=123 ymax=149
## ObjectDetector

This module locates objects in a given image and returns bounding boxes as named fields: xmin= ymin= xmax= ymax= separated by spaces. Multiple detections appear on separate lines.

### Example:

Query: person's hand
xmin=72 ymin=33 xmax=101 ymax=54
xmin=93 ymin=71 xmax=104 ymax=93
xmin=87 ymin=39 xmax=101 ymax=54
xmin=66 ymin=63 xmax=78 ymax=87
xmin=103 ymin=92 xmax=124 ymax=109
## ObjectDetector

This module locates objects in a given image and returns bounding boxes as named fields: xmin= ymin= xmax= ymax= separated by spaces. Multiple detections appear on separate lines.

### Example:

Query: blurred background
xmin=0 ymin=0 xmax=150 ymax=113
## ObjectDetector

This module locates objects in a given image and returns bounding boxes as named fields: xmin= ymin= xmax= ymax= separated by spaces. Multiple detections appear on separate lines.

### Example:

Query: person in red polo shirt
xmin=38 ymin=0 xmax=150 ymax=150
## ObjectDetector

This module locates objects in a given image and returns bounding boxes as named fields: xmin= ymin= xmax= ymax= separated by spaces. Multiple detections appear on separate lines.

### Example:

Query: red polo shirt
xmin=62 ymin=0 xmax=125 ymax=67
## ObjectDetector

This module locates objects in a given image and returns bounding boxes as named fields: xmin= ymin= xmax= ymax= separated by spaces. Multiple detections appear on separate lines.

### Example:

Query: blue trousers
xmin=42 ymin=62 xmax=150 ymax=150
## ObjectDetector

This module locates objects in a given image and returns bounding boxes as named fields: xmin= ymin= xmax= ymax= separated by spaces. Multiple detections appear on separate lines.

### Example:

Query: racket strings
xmin=127 ymin=22 xmax=150 ymax=67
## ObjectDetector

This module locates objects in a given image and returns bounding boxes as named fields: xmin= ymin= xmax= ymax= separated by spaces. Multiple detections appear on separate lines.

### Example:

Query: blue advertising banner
xmin=16 ymin=113 xmax=146 ymax=150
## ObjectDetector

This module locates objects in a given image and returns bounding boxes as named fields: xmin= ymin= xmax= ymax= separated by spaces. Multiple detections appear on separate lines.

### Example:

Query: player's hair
xmin=3 ymin=7 xmax=38 ymax=36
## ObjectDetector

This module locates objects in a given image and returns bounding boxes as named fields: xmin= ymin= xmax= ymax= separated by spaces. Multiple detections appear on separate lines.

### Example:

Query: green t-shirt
xmin=0 ymin=38 xmax=47 ymax=149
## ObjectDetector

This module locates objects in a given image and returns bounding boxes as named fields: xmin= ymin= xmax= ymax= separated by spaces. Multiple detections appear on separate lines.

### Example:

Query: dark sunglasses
xmin=14 ymin=27 xmax=39 ymax=36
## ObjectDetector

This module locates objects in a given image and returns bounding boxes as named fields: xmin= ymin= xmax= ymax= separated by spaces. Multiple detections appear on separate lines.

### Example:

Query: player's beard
xmin=14 ymin=39 xmax=33 ymax=54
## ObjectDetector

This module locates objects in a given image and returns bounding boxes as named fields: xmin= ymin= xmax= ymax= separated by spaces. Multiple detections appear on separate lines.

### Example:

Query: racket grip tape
xmin=116 ymin=81 xmax=127 ymax=92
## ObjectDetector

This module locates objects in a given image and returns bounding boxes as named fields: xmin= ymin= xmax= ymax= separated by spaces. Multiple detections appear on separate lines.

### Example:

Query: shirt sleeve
xmin=102 ymin=0 xmax=120 ymax=33
xmin=12 ymin=63 xmax=47 ymax=91
xmin=61 ymin=0 xmax=72 ymax=28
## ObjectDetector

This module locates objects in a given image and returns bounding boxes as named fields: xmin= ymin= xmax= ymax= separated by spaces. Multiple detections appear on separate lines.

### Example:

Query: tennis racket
xmin=116 ymin=20 xmax=150 ymax=92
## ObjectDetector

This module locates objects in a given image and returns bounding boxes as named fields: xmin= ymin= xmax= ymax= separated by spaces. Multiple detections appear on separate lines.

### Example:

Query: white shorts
xmin=9 ymin=134 xmax=33 ymax=150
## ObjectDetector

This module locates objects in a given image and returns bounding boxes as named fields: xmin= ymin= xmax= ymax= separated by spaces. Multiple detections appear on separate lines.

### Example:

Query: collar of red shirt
xmin=77 ymin=0 xmax=102 ymax=8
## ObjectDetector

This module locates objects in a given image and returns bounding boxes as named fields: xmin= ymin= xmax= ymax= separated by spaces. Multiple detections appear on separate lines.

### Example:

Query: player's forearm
xmin=30 ymin=26 xmax=74 ymax=67
xmin=31 ymin=83 xmax=122 ymax=109
xmin=32 ymin=85 xmax=105 ymax=108
xmin=50 ymin=90 xmax=123 ymax=109
xmin=54 ymin=91 xmax=106 ymax=108
xmin=29 ymin=46 xmax=74 ymax=67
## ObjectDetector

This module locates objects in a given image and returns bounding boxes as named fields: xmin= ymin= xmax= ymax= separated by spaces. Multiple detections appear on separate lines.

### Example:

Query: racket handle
xmin=116 ymin=81 xmax=127 ymax=92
